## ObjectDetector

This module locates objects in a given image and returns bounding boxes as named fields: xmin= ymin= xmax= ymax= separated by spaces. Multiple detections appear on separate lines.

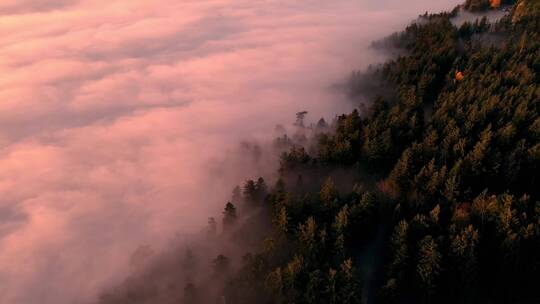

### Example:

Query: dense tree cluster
xmin=216 ymin=2 xmax=539 ymax=303
xmin=463 ymin=0 xmax=518 ymax=11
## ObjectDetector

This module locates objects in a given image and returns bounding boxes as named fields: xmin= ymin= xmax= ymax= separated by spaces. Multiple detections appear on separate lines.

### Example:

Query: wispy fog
xmin=451 ymin=6 xmax=508 ymax=26
xmin=0 ymin=0 xmax=461 ymax=303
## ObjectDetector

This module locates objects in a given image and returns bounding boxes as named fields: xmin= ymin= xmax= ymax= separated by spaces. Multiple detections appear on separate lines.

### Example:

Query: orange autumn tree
xmin=490 ymin=0 xmax=501 ymax=8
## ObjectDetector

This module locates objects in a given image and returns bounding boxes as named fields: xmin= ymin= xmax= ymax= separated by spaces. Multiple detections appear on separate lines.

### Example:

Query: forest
xmin=99 ymin=0 xmax=540 ymax=303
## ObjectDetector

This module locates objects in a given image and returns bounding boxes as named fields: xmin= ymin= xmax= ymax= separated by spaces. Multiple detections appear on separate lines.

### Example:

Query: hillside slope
xmin=224 ymin=3 xmax=540 ymax=304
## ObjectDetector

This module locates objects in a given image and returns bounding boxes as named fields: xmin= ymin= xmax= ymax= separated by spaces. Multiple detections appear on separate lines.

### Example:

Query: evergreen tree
xmin=243 ymin=180 xmax=258 ymax=203
xmin=255 ymin=177 xmax=268 ymax=201
xmin=213 ymin=254 xmax=231 ymax=274
xmin=222 ymin=202 xmax=237 ymax=232
xmin=320 ymin=177 xmax=339 ymax=208
xmin=416 ymin=236 xmax=441 ymax=297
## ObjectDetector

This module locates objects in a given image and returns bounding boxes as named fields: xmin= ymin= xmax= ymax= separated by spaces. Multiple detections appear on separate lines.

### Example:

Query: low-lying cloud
xmin=0 ymin=0 xmax=461 ymax=303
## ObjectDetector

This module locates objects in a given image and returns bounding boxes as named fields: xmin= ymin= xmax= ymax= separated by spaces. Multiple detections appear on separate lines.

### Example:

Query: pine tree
xmin=222 ymin=202 xmax=237 ymax=232
xmin=256 ymin=177 xmax=268 ymax=201
xmin=451 ymin=225 xmax=479 ymax=296
xmin=275 ymin=206 xmax=290 ymax=236
xmin=320 ymin=177 xmax=338 ymax=208
xmin=333 ymin=205 xmax=349 ymax=258
xmin=243 ymin=180 xmax=258 ymax=203
xmin=390 ymin=220 xmax=409 ymax=280
xmin=298 ymin=217 xmax=318 ymax=254
xmin=339 ymin=259 xmax=361 ymax=304
xmin=213 ymin=254 xmax=231 ymax=274
xmin=416 ymin=236 xmax=441 ymax=297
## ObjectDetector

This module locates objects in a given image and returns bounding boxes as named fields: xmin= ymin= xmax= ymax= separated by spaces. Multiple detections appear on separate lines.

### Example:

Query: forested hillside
xmin=100 ymin=1 xmax=540 ymax=303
